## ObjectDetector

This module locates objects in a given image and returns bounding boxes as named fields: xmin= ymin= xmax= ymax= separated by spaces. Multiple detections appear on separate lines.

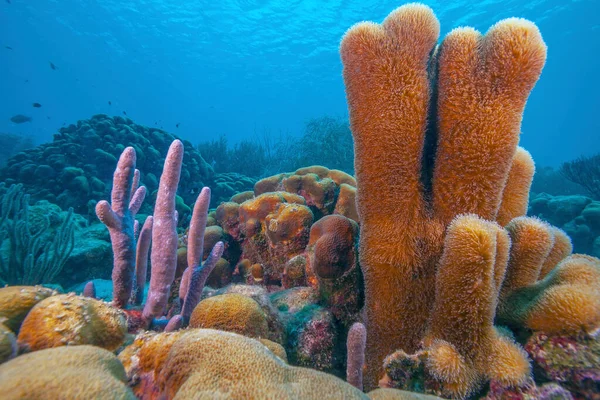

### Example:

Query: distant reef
xmin=529 ymin=192 xmax=600 ymax=257
xmin=0 ymin=114 xmax=214 ymax=218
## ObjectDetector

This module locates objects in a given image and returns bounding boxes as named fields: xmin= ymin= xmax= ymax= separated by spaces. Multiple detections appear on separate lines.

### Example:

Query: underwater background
xmin=1 ymin=0 xmax=599 ymax=166
xmin=1 ymin=1 xmax=600 ymax=399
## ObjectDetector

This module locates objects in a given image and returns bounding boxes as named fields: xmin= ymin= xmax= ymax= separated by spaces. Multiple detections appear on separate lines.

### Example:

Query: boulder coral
xmin=0 ymin=285 xmax=57 ymax=332
xmin=122 ymin=328 xmax=367 ymax=399
xmin=0 ymin=345 xmax=135 ymax=399
xmin=17 ymin=293 xmax=127 ymax=352
xmin=340 ymin=2 xmax=565 ymax=395
xmin=188 ymin=293 xmax=269 ymax=338
xmin=254 ymin=165 xmax=358 ymax=221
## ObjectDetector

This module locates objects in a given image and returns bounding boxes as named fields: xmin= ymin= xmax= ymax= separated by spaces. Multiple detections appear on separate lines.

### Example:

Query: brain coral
xmin=188 ymin=293 xmax=269 ymax=338
xmin=0 ymin=345 xmax=135 ymax=399
xmin=129 ymin=328 xmax=367 ymax=399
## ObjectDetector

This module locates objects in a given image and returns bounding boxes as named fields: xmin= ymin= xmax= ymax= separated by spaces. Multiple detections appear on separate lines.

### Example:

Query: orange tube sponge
xmin=424 ymin=215 xmax=530 ymax=397
xmin=497 ymin=147 xmax=536 ymax=226
xmin=500 ymin=217 xmax=555 ymax=300
xmin=341 ymin=4 xmax=442 ymax=388
xmin=340 ymin=3 xmax=547 ymax=390
xmin=432 ymin=20 xmax=547 ymax=224
xmin=499 ymin=254 xmax=600 ymax=334
xmin=539 ymin=227 xmax=572 ymax=279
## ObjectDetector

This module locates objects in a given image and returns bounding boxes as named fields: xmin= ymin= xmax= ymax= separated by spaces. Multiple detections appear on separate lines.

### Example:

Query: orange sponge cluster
xmin=340 ymin=2 xmax=562 ymax=396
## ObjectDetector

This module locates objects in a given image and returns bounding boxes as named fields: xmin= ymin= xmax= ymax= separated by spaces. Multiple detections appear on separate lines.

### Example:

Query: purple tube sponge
xmin=82 ymin=281 xmax=96 ymax=299
xmin=142 ymin=140 xmax=184 ymax=321
xmin=181 ymin=241 xmax=224 ymax=320
xmin=179 ymin=187 xmax=211 ymax=300
xmin=132 ymin=216 xmax=153 ymax=305
xmin=347 ymin=322 xmax=367 ymax=391
xmin=96 ymin=147 xmax=146 ymax=308
xmin=164 ymin=314 xmax=183 ymax=332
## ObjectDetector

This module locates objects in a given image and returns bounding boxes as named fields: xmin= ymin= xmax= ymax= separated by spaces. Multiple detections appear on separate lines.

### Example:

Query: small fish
xmin=123 ymin=111 xmax=127 ymax=116
xmin=47 ymin=116 xmax=51 ymax=119
xmin=189 ymin=187 xmax=199 ymax=195
xmin=32 ymin=102 xmax=42 ymax=108
xmin=5 ymin=46 xmax=12 ymax=50
xmin=6 ymin=0 xmax=11 ymax=4
xmin=24 ymin=79 xmax=29 ymax=83
xmin=108 ymin=101 xmax=111 ymax=105
xmin=10 ymin=114 xmax=32 ymax=124
xmin=176 ymin=123 xmax=180 ymax=128
xmin=62 ymin=122 xmax=66 ymax=126
xmin=154 ymin=121 xmax=157 ymax=125
xmin=49 ymin=62 xmax=58 ymax=70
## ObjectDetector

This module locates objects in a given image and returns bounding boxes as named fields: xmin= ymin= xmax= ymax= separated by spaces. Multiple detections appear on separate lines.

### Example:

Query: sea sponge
xmin=340 ymin=3 xmax=547 ymax=389
xmin=501 ymin=217 xmax=555 ymax=298
xmin=0 ymin=285 xmax=57 ymax=332
xmin=500 ymin=254 xmax=600 ymax=334
xmin=188 ymin=293 xmax=269 ymax=338
xmin=432 ymin=19 xmax=547 ymax=225
xmin=497 ymin=148 xmax=536 ymax=226
xmin=17 ymin=293 xmax=127 ymax=352
xmin=539 ymin=227 xmax=572 ymax=279
xmin=0 ymin=345 xmax=135 ymax=399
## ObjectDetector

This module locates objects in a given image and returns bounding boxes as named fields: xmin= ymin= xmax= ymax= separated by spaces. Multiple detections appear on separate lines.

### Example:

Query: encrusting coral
xmin=339 ymin=2 xmax=600 ymax=397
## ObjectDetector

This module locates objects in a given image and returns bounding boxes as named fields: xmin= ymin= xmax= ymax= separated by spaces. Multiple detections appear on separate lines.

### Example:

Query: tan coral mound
xmin=188 ymin=293 xmax=269 ymax=338
xmin=0 ymin=322 xmax=16 ymax=363
xmin=153 ymin=328 xmax=368 ymax=399
xmin=368 ymin=388 xmax=444 ymax=400
xmin=0 ymin=285 xmax=57 ymax=332
xmin=0 ymin=345 xmax=135 ymax=399
xmin=17 ymin=293 xmax=127 ymax=352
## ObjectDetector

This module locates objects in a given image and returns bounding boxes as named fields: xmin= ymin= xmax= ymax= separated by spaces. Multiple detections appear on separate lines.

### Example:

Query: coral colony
xmin=0 ymin=3 xmax=599 ymax=400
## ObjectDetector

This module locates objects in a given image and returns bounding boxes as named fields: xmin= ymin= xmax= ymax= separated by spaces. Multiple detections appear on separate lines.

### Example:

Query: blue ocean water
xmin=0 ymin=0 xmax=598 ymax=166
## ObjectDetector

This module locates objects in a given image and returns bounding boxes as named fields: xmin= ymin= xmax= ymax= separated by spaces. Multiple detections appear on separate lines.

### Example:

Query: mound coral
xmin=17 ymin=293 xmax=127 ymax=352
xmin=0 ymin=345 xmax=135 ymax=399
xmin=0 ymin=285 xmax=56 ymax=332
xmin=188 ymin=293 xmax=269 ymax=338
xmin=123 ymin=328 xmax=366 ymax=399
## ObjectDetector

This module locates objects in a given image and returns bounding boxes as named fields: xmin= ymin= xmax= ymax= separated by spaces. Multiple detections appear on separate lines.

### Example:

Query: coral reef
xmin=0 ymin=3 xmax=597 ymax=400
xmin=0 ymin=114 xmax=213 ymax=216
xmin=529 ymin=192 xmax=600 ymax=257
xmin=526 ymin=332 xmax=600 ymax=399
